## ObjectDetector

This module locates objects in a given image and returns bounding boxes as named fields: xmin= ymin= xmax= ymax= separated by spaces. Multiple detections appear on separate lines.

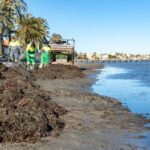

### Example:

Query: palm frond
xmin=17 ymin=14 xmax=49 ymax=45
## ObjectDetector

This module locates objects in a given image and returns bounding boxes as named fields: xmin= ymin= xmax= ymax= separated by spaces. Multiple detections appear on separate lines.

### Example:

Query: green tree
xmin=16 ymin=14 xmax=49 ymax=46
xmin=77 ymin=52 xmax=83 ymax=59
xmin=83 ymin=53 xmax=88 ymax=60
xmin=0 ymin=0 xmax=27 ymax=54
xmin=51 ymin=33 xmax=63 ymax=43
xmin=108 ymin=54 xmax=117 ymax=59
xmin=91 ymin=52 xmax=97 ymax=60
xmin=1 ymin=0 xmax=27 ymax=34
xmin=0 ymin=0 xmax=13 ymax=54
xmin=2 ymin=0 xmax=27 ymax=19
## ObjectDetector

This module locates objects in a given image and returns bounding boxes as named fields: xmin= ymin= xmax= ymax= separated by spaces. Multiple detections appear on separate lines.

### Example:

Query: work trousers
xmin=10 ymin=50 xmax=20 ymax=61
xmin=41 ymin=52 xmax=50 ymax=65
xmin=3 ymin=46 xmax=9 ymax=56
xmin=26 ymin=51 xmax=36 ymax=64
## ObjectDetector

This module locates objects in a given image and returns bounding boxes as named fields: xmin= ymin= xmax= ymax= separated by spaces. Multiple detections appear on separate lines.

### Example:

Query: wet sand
xmin=0 ymin=63 xmax=150 ymax=150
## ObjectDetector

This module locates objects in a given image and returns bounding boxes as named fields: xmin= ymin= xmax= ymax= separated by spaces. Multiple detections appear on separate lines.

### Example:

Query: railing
xmin=75 ymin=59 xmax=150 ymax=64
xmin=50 ymin=44 xmax=74 ymax=53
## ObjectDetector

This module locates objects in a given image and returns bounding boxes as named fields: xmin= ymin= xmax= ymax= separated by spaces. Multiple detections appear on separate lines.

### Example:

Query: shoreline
xmin=0 ymin=63 xmax=150 ymax=150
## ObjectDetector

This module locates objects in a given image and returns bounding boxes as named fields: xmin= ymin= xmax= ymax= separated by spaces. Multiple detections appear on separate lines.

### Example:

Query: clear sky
xmin=26 ymin=0 xmax=150 ymax=54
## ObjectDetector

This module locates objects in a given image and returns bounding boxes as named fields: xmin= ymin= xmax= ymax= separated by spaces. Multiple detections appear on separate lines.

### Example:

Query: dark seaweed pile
xmin=32 ymin=64 xmax=84 ymax=79
xmin=0 ymin=63 xmax=67 ymax=143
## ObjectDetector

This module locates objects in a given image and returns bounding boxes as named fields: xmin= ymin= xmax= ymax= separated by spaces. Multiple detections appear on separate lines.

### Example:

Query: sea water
xmin=92 ymin=62 xmax=150 ymax=116
xmin=92 ymin=62 xmax=150 ymax=148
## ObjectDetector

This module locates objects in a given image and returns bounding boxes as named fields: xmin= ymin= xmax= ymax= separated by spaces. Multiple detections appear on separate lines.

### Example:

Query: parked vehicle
xmin=50 ymin=39 xmax=75 ymax=64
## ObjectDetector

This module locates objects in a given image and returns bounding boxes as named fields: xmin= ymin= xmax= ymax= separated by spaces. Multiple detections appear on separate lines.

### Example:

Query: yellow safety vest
xmin=16 ymin=41 xmax=20 ymax=46
xmin=9 ymin=41 xmax=18 ymax=47
xmin=26 ymin=44 xmax=36 ymax=52
xmin=43 ymin=46 xmax=51 ymax=52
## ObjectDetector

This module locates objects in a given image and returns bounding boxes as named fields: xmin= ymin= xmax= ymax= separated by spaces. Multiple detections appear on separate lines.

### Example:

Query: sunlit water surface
xmin=92 ymin=62 xmax=150 ymax=116
xmin=92 ymin=62 xmax=150 ymax=148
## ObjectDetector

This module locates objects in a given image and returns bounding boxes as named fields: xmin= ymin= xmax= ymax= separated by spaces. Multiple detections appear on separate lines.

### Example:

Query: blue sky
xmin=26 ymin=0 xmax=150 ymax=54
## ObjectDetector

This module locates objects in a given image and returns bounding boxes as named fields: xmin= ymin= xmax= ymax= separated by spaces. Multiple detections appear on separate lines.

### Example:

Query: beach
xmin=1 ymin=0 xmax=150 ymax=149
xmin=0 ymin=63 xmax=150 ymax=150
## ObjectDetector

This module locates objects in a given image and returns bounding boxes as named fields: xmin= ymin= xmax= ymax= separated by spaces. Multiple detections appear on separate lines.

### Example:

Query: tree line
xmin=0 ymin=0 xmax=62 ymax=53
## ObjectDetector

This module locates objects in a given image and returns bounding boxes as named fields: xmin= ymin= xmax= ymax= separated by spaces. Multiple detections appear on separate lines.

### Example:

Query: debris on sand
xmin=0 ymin=63 xmax=67 ymax=143
xmin=0 ymin=63 xmax=8 ymax=72
xmin=32 ymin=64 xmax=85 ymax=79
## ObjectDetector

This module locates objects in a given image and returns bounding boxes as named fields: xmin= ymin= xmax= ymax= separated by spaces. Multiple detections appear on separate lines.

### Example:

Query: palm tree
xmin=2 ymin=0 xmax=27 ymax=18
xmin=1 ymin=0 xmax=27 ymax=33
xmin=83 ymin=53 xmax=88 ymax=60
xmin=3 ymin=0 xmax=27 ymax=36
xmin=0 ymin=0 xmax=27 ymax=54
xmin=91 ymin=52 xmax=97 ymax=60
xmin=16 ymin=14 xmax=49 ymax=46
xmin=51 ymin=33 xmax=63 ymax=43
xmin=0 ymin=0 xmax=14 ymax=54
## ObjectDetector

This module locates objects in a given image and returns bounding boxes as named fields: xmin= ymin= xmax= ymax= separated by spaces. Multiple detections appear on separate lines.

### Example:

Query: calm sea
xmin=92 ymin=62 xmax=150 ymax=116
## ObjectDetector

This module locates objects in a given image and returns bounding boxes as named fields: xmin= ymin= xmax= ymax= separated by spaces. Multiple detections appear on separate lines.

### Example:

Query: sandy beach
xmin=1 ymin=0 xmax=150 ymax=149
xmin=0 ymin=63 xmax=150 ymax=150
